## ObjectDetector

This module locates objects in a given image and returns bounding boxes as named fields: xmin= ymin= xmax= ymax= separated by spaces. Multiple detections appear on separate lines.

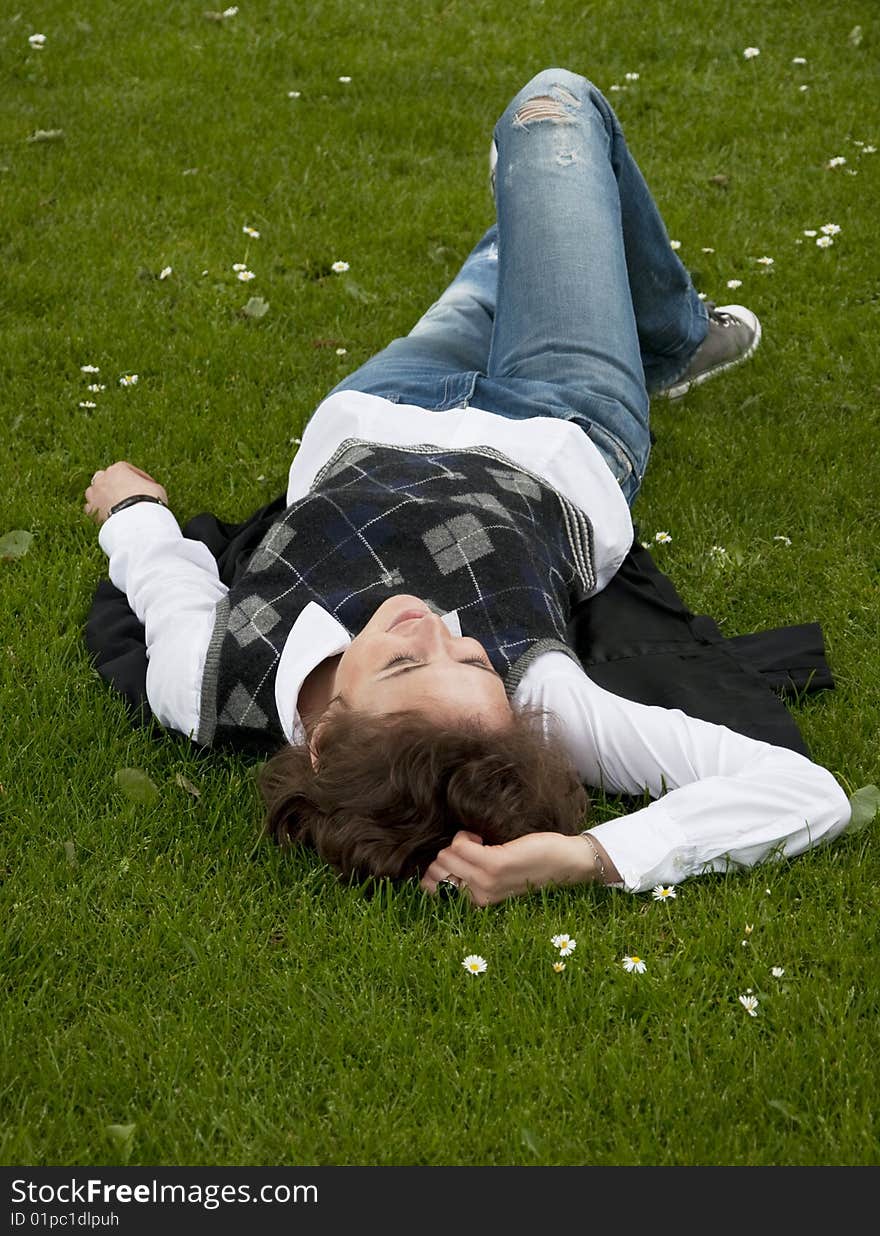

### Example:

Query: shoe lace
xmin=705 ymin=302 xmax=738 ymax=328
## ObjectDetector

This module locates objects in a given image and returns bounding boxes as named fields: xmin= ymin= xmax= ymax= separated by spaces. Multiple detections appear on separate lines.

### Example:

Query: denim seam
xmin=662 ymin=294 xmax=711 ymax=387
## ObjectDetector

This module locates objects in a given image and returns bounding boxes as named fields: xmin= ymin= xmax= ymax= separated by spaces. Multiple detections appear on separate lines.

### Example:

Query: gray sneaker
xmin=660 ymin=303 xmax=762 ymax=399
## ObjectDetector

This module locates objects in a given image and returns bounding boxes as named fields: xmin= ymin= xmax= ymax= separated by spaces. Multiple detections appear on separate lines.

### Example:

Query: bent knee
xmin=508 ymin=68 xmax=597 ymax=129
xmin=518 ymin=67 xmax=592 ymax=101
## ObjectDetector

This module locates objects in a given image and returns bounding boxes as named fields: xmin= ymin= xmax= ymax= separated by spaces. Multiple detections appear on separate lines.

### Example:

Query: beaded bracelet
xmin=580 ymin=830 xmax=607 ymax=883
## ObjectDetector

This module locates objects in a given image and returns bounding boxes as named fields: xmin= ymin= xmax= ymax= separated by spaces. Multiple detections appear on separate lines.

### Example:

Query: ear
xmin=308 ymin=722 xmax=323 ymax=771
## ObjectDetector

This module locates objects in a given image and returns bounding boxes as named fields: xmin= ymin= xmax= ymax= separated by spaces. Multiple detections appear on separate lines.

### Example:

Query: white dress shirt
xmin=98 ymin=390 xmax=853 ymax=892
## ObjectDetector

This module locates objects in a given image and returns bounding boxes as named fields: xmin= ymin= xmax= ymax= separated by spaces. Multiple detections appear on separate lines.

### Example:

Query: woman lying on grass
xmin=83 ymin=68 xmax=853 ymax=905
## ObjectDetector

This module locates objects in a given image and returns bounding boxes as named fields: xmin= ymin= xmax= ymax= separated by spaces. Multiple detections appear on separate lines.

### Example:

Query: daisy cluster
xmin=798 ymin=222 xmax=841 ymax=250
xmin=738 ymin=968 xmax=784 ymax=1018
xmin=75 ymin=364 xmax=139 ymax=407
xmin=645 ymin=524 xmax=798 ymax=561
xmin=459 ymin=887 xmax=789 ymax=1022
xmin=640 ymin=530 xmax=672 ymax=549
xmin=230 ymin=223 xmax=261 ymax=283
xmin=215 ymin=221 xmax=349 ymax=294
xmin=640 ymin=49 xmax=868 ymax=303
xmin=286 ymin=74 xmax=353 ymax=99
xmin=551 ymin=933 xmax=576 ymax=969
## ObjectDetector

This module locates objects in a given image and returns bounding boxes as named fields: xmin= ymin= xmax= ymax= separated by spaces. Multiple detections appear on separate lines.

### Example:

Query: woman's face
xmin=326 ymin=594 xmax=512 ymax=729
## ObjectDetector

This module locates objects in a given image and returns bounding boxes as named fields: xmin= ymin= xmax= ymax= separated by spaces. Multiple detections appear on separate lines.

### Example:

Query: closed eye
xmin=380 ymin=653 xmax=498 ymax=677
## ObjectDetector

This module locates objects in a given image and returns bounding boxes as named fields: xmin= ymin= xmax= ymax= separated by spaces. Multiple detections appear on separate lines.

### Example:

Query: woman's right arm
xmin=86 ymin=465 xmax=227 ymax=739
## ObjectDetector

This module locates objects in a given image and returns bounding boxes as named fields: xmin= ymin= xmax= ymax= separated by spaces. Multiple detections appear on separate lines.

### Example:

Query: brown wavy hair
xmin=258 ymin=705 xmax=589 ymax=882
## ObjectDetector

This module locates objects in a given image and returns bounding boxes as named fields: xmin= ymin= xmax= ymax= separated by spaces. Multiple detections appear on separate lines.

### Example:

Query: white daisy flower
xmin=726 ymin=278 xmax=743 ymax=290
xmin=791 ymin=57 xmax=807 ymax=65
xmin=80 ymin=364 xmax=100 ymax=374
xmin=709 ymin=544 xmax=727 ymax=557
xmin=863 ymin=145 xmax=877 ymax=154
xmin=158 ymin=266 xmax=172 ymax=280
xmin=756 ymin=255 xmax=774 ymax=265
xmin=669 ymin=239 xmax=682 ymax=250
xmin=552 ymin=961 xmax=566 ymax=973
xmin=236 ymin=269 xmax=256 ymax=281
xmin=698 ymin=292 xmax=708 ymax=300
xmin=86 ymin=383 xmax=106 ymax=393
xmin=816 ymin=235 xmax=833 ymax=248
xmin=331 ymin=260 xmax=350 ymax=273
xmin=654 ymin=530 xmax=672 ymax=544
xmin=551 ymin=933 xmax=576 ymax=956
xmin=119 ymin=374 xmax=139 ymax=387
xmin=826 ymin=156 xmax=847 ymax=168
xmin=622 ymin=955 xmax=647 ymax=974
xmin=773 ymin=534 xmax=792 ymax=545
xmin=335 ymin=347 xmax=348 ymax=355
xmin=738 ymin=993 xmax=759 ymax=1016
xmin=290 ymin=435 xmax=302 ymax=445
xmin=803 ymin=229 xmax=818 ymax=237
xmin=223 ymin=6 xmax=239 ymax=16
xmin=743 ymin=47 xmax=760 ymax=59
xmin=78 ymin=400 xmax=96 ymax=409
xmin=771 ymin=966 xmax=785 ymax=978
xmin=232 ymin=262 xmax=247 ymax=272
xmin=701 ymin=246 xmax=716 ymax=253
xmin=625 ymin=72 xmax=640 ymax=81
xmin=609 ymin=84 xmax=622 ymax=92
xmin=287 ymin=90 xmax=302 ymax=99
xmin=242 ymin=225 xmax=261 ymax=238
xmin=744 ymin=924 xmax=753 ymax=935
xmin=652 ymin=885 xmax=677 ymax=900
xmin=799 ymin=85 xmax=809 ymax=92
xmin=338 ymin=76 xmax=352 ymax=83
xmin=462 ymin=954 xmax=487 ymax=975
xmin=820 ymin=223 xmax=841 ymax=235
xmin=29 ymin=33 xmax=46 ymax=49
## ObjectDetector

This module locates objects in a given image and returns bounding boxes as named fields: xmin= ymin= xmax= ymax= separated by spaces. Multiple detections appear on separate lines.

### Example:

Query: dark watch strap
xmin=108 ymin=494 xmax=167 ymax=517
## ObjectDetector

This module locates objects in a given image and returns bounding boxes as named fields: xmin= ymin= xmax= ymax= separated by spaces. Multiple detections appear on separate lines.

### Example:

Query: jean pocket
xmin=576 ymin=418 xmax=635 ymax=487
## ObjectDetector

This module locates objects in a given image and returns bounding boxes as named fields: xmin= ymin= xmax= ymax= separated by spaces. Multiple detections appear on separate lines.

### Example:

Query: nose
xmin=398 ymin=611 xmax=456 ymax=654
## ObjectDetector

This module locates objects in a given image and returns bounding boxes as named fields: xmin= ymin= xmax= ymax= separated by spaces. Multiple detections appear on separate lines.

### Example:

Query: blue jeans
xmin=329 ymin=68 xmax=708 ymax=506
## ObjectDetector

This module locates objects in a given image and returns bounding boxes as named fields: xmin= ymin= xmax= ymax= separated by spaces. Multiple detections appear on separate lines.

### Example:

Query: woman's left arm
xmin=423 ymin=656 xmax=852 ymax=903
xmin=529 ymin=658 xmax=853 ymax=893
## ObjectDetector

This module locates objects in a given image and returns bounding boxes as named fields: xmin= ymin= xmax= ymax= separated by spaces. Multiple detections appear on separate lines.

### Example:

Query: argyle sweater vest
xmin=198 ymin=440 xmax=597 ymax=752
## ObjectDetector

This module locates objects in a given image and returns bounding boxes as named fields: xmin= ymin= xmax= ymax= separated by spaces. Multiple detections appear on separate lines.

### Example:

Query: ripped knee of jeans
xmin=512 ymin=86 xmax=581 ymax=130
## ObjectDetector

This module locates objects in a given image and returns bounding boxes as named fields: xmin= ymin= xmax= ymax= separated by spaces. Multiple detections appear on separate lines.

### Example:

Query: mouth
xmin=387 ymin=607 xmax=429 ymax=632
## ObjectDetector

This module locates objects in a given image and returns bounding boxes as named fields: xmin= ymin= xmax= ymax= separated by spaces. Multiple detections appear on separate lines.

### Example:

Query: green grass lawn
xmin=1 ymin=0 xmax=878 ymax=1166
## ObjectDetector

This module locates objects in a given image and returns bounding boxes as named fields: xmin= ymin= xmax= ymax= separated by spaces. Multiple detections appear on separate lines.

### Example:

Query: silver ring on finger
xmin=437 ymin=875 xmax=465 ymax=897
